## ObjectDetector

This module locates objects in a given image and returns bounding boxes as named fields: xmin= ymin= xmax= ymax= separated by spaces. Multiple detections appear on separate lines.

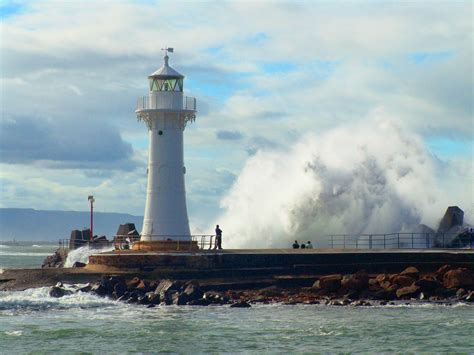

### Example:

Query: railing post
xmin=369 ymin=235 xmax=372 ymax=250
xmin=411 ymin=233 xmax=414 ymax=248
xmin=343 ymin=235 xmax=346 ymax=249
xmin=330 ymin=235 xmax=333 ymax=248
xmin=397 ymin=233 xmax=400 ymax=248
xmin=383 ymin=234 xmax=386 ymax=249
xmin=443 ymin=233 xmax=445 ymax=248
xmin=426 ymin=233 xmax=429 ymax=249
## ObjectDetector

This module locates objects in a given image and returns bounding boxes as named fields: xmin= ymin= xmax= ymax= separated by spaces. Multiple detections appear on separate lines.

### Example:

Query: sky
xmin=0 ymin=0 xmax=472 ymax=240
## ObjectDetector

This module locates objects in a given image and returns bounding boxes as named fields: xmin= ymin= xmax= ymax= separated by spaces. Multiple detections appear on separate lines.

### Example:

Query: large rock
xmin=172 ymin=292 xmax=188 ymax=305
xmin=113 ymin=282 xmax=127 ymax=298
xmin=399 ymin=267 xmax=420 ymax=279
xmin=438 ymin=206 xmax=464 ymax=233
xmin=443 ymin=268 xmax=474 ymax=289
xmin=313 ymin=274 xmax=342 ymax=292
xmin=230 ymin=301 xmax=251 ymax=308
xmin=396 ymin=285 xmax=420 ymax=299
xmin=414 ymin=277 xmax=440 ymax=292
xmin=155 ymin=279 xmax=180 ymax=304
xmin=183 ymin=282 xmax=203 ymax=302
xmin=127 ymin=277 xmax=142 ymax=290
xmin=341 ymin=271 xmax=369 ymax=291
xmin=393 ymin=275 xmax=416 ymax=288
xmin=49 ymin=286 xmax=72 ymax=298
xmin=42 ymin=249 xmax=68 ymax=268
xmin=436 ymin=265 xmax=454 ymax=281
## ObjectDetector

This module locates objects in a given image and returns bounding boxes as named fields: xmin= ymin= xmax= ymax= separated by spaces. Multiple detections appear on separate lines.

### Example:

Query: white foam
xmin=0 ymin=285 xmax=117 ymax=310
xmin=0 ymin=251 xmax=51 ymax=256
xmin=5 ymin=330 xmax=23 ymax=337
xmin=0 ymin=244 xmax=10 ymax=249
xmin=64 ymin=245 xmax=114 ymax=267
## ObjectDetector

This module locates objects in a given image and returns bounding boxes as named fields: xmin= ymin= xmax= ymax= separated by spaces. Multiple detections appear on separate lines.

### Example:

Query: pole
xmin=90 ymin=201 xmax=93 ymax=241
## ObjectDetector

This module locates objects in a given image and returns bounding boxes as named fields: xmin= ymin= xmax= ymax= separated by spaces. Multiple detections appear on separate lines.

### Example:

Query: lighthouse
xmin=136 ymin=48 xmax=196 ymax=242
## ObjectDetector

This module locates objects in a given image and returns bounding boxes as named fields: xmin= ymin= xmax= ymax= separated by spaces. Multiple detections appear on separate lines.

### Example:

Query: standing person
xmin=214 ymin=225 xmax=223 ymax=250
xmin=306 ymin=241 xmax=313 ymax=249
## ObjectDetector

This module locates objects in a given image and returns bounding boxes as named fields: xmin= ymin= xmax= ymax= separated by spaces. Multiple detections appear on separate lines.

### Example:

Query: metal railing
xmin=58 ymin=238 xmax=113 ymax=250
xmin=112 ymin=234 xmax=217 ymax=252
xmin=324 ymin=232 xmax=473 ymax=250
xmin=136 ymin=96 xmax=196 ymax=111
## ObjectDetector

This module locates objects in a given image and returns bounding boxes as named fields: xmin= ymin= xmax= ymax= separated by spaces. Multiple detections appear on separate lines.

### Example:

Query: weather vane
xmin=161 ymin=47 xmax=174 ymax=56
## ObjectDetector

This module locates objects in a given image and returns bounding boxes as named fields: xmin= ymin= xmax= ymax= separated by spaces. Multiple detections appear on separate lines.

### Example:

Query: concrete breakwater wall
xmin=88 ymin=249 xmax=474 ymax=276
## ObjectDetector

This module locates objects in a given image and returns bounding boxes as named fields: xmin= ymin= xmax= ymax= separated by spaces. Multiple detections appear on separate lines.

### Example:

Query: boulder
xmin=113 ymin=282 xmax=127 ymax=298
xmin=187 ymin=298 xmax=211 ymax=306
xmin=49 ymin=286 xmax=72 ymax=298
xmin=436 ymin=265 xmax=454 ymax=281
xmin=313 ymin=274 xmax=342 ymax=292
xmin=375 ymin=274 xmax=389 ymax=284
xmin=127 ymin=277 xmax=142 ymax=290
xmin=146 ymin=292 xmax=161 ymax=305
xmin=136 ymin=280 xmax=150 ymax=292
xmin=465 ymin=291 xmax=474 ymax=302
xmin=393 ymin=275 xmax=415 ymax=288
xmin=77 ymin=284 xmax=92 ymax=293
xmin=414 ymin=277 xmax=440 ymax=292
xmin=172 ymin=292 xmax=188 ymax=306
xmin=91 ymin=283 xmax=107 ymax=297
xmin=396 ymin=285 xmax=420 ymax=299
xmin=42 ymin=249 xmax=68 ymax=268
xmin=438 ymin=206 xmax=464 ymax=233
xmin=230 ymin=301 xmax=251 ymax=308
xmin=341 ymin=271 xmax=369 ymax=291
xmin=443 ymin=268 xmax=474 ymax=289
xmin=72 ymin=262 xmax=86 ymax=268
xmin=183 ymin=282 xmax=203 ymax=302
xmin=399 ymin=267 xmax=420 ymax=279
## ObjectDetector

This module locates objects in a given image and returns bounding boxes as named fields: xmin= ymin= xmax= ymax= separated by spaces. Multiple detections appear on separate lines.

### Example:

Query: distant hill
xmin=0 ymin=208 xmax=142 ymax=241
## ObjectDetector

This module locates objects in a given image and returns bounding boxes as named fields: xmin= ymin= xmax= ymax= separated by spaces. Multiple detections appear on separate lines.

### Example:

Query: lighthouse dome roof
xmin=149 ymin=54 xmax=184 ymax=79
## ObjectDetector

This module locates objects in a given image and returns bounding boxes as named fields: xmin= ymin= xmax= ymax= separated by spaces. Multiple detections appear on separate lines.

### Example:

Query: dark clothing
xmin=292 ymin=242 xmax=299 ymax=249
xmin=214 ymin=227 xmax=223 ymax=250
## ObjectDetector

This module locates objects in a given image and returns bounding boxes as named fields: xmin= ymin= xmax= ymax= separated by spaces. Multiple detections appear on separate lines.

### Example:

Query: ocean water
xmin=0 ymin=242 xmax=57 ymax=269
xmin=1 ymin=244 xmax=474 ymax=353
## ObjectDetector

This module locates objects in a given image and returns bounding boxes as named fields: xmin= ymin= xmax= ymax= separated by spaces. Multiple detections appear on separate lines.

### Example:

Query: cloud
xmin=216 ymin=130 xmax=244 ymax=141
xmin=0 ymin=115 xmax=136 ymax=169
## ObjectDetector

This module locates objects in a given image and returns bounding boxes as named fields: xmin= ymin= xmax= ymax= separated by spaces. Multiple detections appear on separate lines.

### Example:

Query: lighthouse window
xmin=158 ymin=130 xmax=163 ymax=135
xmin=150 ymin=78 xmax=183 ymax=92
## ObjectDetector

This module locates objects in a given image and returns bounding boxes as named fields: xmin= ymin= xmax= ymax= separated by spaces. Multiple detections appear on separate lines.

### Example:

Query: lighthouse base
xmin=131 ymin=240 xmax=199 ymax=252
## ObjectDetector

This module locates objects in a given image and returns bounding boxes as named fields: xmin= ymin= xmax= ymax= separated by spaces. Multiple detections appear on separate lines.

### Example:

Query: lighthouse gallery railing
xmin=136 ymin=96 xmax=196 ymax=111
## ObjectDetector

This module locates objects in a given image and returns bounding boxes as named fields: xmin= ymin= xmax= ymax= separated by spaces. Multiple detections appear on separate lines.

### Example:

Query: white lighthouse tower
xmin=136 ymin=48 xmax=196 ymax=242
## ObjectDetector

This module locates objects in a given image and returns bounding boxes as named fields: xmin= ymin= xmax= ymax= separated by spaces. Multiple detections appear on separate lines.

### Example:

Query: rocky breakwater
xmin=47 ymin=265 xmax=474 ymax=307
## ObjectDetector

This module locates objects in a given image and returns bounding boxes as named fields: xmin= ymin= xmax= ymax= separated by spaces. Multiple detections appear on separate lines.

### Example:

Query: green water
xmin=0 ymin=243 xmax=57 ymax=269
xmin=1 ymin=244 xmax=473 ymax=353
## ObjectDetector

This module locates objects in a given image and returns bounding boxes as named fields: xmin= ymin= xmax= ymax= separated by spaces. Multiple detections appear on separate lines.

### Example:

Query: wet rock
xmin=91 ymin=283 xmax=107 ymax=297
xmin=72 ymin=262 xmax=86 ymax=268
xmin=399 ymin=267 xmax=420 ymax=279
xmin=147 ymin=304 xmax=156 ymax=308
xmin=230 ymin=301 xmax=251 ymax=308
xmin=183 ymin=282 xmax=203 ymax=302
xmin=351 ymin=300 xmax=372 ymax=307
xmin=436 ymin=265 xmax=454 ymax=281
xmin=372 ymin=289 xmax=396 ymax=301
xmin=443 ymin=268 xmax=474 ymax=289
xmin=393 ymin=275 xmax=416 ymax=288
xmin=465 ymin=291 xmax=474 ymax=302
xmin=146 ymin=291 xmax=161 ymax=305
xmin=137 ymin=294 xmax=151 ymax=305
xmin=136 ymin=280 xmax=150 ymax=292
xmin=313 ymin=274 xmax=342 ymax=292
xmin=77 ymin=284 xmax=92 ymax=293
xmin=127 ymin=277 xmax=142 ymax=290
xmin=49 ymin=286 xmax=72 ymax=298
xmin=187 ymin=298 xmax=211 ymax=306
xmin=172 ymin=292 xmax=188 ymax=306
xmin=117 ymin=292 xmax=131 ymax=302
xmin=341 ymin=271 xmax=369 ymax=291
xmin=375 ymin=274 xmax=389 ymax=284
xmin=414 ymin=277 xmax=440 ymax=293
xmin=42 ymin=249 xmax=68 ymax=268
xmin=113 ymin=282 xmax=127 ymax=298
xmin=329 ymin=300 xmax=344 ymax=306
xmin=456 ymin=288 xmax=466 ymax=298
xmin=396 ymin=285 xmax=421 ymax=299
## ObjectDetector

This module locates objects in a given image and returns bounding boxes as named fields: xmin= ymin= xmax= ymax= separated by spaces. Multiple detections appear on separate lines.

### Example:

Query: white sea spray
xmin=64 ymin=245 xmax=114 ymax=267
xmin=214 ymin=115 xmax=472 ymax=248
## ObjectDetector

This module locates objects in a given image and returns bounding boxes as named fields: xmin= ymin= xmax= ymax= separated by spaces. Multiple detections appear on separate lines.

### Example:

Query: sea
xmin=1 ymin=242 xmax=474 ymax=354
